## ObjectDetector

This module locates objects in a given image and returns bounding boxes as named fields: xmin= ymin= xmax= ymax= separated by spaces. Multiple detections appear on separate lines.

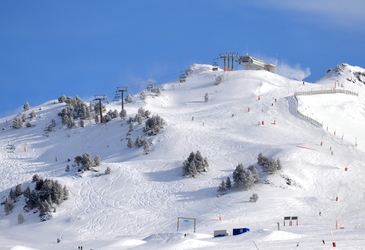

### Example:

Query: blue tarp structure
xmin=233 ymin=228 xmax=250 ymax=235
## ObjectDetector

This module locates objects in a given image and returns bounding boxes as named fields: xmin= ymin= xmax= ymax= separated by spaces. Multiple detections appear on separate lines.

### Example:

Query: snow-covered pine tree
xmin=22 ymin=113 xmax=27 ymax=122
xmin=120 ymin=109 xmax=127 ymax=120
xmin=140 ymin=91 xmax=147 ymax=99
xmin=226 ymin=177 xmax=232 ymax=190
xmin=143 ymin=138 xmax=151 ymax=154
xmin=129 ymin=122 xmax=134 ymax=132
xmin=125 ymin=94 xmax=133 ymax=103
xmin=249 ymin=193 xmax=259 ymax=202
xmin=232 ymin=164 xmax=255 ymax=190
xmin=105 ymin=167 xmax=111 ymax=175
xmin=135 ymin=135 xmax=143 ymax=147
xmin=30 ymin=110 xmax=36 ymax=118
xmin=58 ymin=95 xmax=67 ymax=103
xmin=218 ymin=180 xmax=227 ymax=195
xmin=248 ymin=165 xmax=260 ymax=183
xmin=81 ymin=153 xmax=95 ymax=170
xmin=18 ymin=213 xmax=25 ymax=224
xmin=15 ymin=184 xmax=22 ymax=197
xmin=127 ymin=136 xmax=134 ymax=148
xmin=94 ymin=155 xmax=101 ymax=166
xmin=135 ymin=114 xmax=143 ymax=125
xmin=62 ymin=185 xmax=69 ymax=201
xmin=23 ymin=102 xmax=30 ymax=111
xmin=204 ymin=93 xmax=210 ymax=103
xmin=4 ymin=197 xmax=14 ymax=215
xmin=12 ymin=117 xmax=23 ymax=129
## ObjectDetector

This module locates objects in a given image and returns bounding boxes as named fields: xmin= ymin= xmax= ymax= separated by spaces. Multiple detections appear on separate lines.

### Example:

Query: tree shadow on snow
xmin=144 ymin=167 xmax=182 ymax=182
xmin=175 ymin=187 xmax=217 ymax=202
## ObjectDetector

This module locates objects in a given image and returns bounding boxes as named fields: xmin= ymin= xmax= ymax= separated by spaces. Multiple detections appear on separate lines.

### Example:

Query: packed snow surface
xmin=1 ymin=63 xmax=365 ymax=249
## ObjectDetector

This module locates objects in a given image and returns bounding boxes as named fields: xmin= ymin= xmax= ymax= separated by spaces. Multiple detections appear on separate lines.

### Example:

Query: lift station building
xmin=238 ymin=55 xmax=276 ymax=73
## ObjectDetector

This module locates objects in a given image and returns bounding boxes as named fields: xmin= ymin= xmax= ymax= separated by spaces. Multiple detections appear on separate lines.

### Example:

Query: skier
xmin=296 ymin=242 xmax=299 ymax=247
xmin=322 ymin=240 xmax=325 ymax=244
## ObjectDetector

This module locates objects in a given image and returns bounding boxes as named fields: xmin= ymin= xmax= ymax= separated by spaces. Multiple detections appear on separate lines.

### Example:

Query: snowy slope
xmin=1 ymin=64 xmax=365 ymax=249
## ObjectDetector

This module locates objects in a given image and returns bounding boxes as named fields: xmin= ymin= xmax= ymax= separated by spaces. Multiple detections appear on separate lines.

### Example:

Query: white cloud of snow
xmin=276 ymin=62 xmax=311 ymax=81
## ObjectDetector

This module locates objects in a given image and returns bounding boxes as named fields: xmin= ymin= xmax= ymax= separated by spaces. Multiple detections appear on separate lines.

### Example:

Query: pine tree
xmin=32 ymin=174 xmax=41 ymax=183
xmin=62 ymin=185 xmax=69 ymax=201
xmin=127 ymin=136 xmax=134 ymax=148
xmin=4 ymin=197 xmax=14 ymax=215
xmin=129 ymin=122 xmax=134 ymax=132
xmin=58 ymin=95 xmax=67 ymax=103
xmin=15 ymin=184 xmax=22 ymax=197
xmin=125 ymin=94 xmax=133 ymax=103
xmin=9 ymin=188 xmax=16 ymax=201
xmin=155 ymin=87 xmax=162 ymax=96
xmin=30 ymin=110 xmax=37 ymax=118
xmin=18 ymin=213 xmax=25 ymax=224
xmin=65 ymin=165 xmax=70 ymax=172
xmin=81 ymin=153 xmax=95 ymax=170
xmin=233 ymin=164 xmax=255 ymax=191
xmin=226 ymin=177 xmax=232 ymax=190
xmin=119 ymin=109 xmax=127 ymax=120
xmin=143 ymin=138 xmax=151 ymax=154
xmin=23 ymin=186 xmax=31 ymax=199
xmin=105 ymin=167 xmax=111 ymax=175
xmin=12 ymin=117 xmax=23 ymax=129
xmin=204 ymin=93 xmax=210 ymax=103
xmin=249 ymin=193 xmax=259 ymax=202
xmin=217 ymin=180 xmax=227 ymax=195
xmin=140 ymin=91 xmax=147 ymax=99
xmin=135 ymin=135 xmax=143 ymax=147
xmin=23 ymin=102 xmax=30 ymax=111
xmin=94 ymin=155 xmax=101 ymax=166
xmin=248 ymin=165 xmax=260 ymax=183
xmin=22 ymin=113 xmax=27 ymax=122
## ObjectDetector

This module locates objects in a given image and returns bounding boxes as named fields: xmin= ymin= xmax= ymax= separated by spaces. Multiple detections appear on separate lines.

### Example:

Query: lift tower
xmin=93 ymin=95 xmax=107 ymax=123
xmin=116 ymin=86 xmax=129 ymax=110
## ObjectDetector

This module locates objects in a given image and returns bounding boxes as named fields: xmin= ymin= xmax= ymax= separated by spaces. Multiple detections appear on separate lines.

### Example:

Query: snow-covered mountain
xmin=1 ymin=63 xmax=365 ymax=249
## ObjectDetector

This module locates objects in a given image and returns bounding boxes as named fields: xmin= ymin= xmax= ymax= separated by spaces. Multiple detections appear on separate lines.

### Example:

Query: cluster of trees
xmin=12 ymin=103 xmax=37 ymax=129
xmin=257 ymin=153 xmax=282 ymax=174
xmin=57 ymin=95 xmax=92 ymax=128
xmin=58 ymin=95 xmax=124 ymax=128
xmin=143 ymin=114 xmax=164 ymax=135
xmin=3 ymin=174 xmax=69 ymax=222
xmin=74 ymin=153 xmax=101 ymax=171
xmin=127 ymin=135 xmax=151 ymax=154
xmin=232 ymin=164 xmax=260 ymax=191
xmin=217 ymin=153 xmax=283 ymax=197
xmin=182 ymin=151 xmax=209 ymax=177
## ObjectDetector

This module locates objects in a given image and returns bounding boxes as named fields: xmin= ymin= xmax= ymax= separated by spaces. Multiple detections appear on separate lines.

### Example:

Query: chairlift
xmin=212 ymin=61 xmax=218 ymax=71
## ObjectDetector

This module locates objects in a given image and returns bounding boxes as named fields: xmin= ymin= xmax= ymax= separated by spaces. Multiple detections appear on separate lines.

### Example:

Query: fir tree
xmin=218 ymin=180 xmax=227 ymax=195
xmin=4 ymin=197 xmax=14 ymax=215
xmin=140 ymin=91 xmax=147 ymax=99
xmin=127 ymin=136 xmax=134 ymax=148
xmin=12 ymin=117 xmax=23 ymax=129
xmin=105 ymin=167 xmax=111 ymax=175
xmin=226 ymin=177 xmax=232 ymax=190
xmin=23 ymin=102 xmax=30 ymax=111
xmin=119 ymin=109 xmax=127 ymax=120
xmin=233 ymin=164 xmax=255 ymax=191
xmin=143 ymin=138 xmax=151 ymax=154
xmin=94 ymin=155 xmax=101 ymax=166
xmin=204 ymin=93 xmax=210 ymax=103
xmin=18 ymin=213 xmax=25 ymax=224
xmin=135 ymin=135 xmax=143 ymax=148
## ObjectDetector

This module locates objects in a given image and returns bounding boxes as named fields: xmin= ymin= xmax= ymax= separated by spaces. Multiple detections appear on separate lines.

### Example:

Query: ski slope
xmin=1 ymin=63 xmax=365 ymax=249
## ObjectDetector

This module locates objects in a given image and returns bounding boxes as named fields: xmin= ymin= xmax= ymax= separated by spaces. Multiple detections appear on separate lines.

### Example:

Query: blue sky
xmin=1 ymin=0 xmax=365 ymax=117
